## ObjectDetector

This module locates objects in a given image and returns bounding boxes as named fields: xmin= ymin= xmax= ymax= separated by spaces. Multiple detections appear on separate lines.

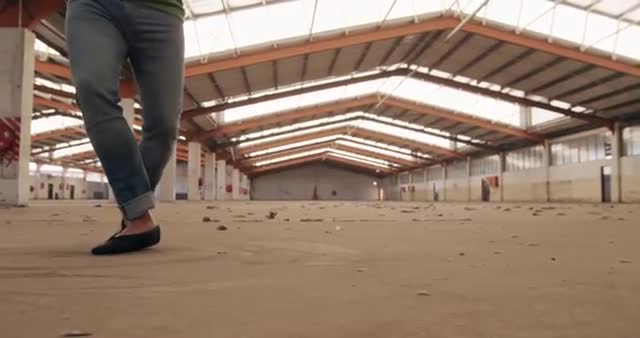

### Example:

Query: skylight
xmin=184 ymin=0 xmax=639 ymax=62
xmin=31 ymin=115 xmax=83 ymax=134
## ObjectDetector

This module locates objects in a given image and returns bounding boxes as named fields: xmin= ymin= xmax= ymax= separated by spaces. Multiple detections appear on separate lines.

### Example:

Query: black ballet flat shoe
xmin=91 ymin=226 xmax=161 ymax=255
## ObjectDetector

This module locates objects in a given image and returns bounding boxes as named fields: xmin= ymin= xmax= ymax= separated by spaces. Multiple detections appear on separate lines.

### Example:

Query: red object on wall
xmin=226 ymin=184 xmax=232 ymax=193
xmin=198 ymin=178 xmax=203 ymax=188
xmin=486 ymin=176 xmax=500 ymax=187
xmin=0 ymin=117 xmax=20 ymax=167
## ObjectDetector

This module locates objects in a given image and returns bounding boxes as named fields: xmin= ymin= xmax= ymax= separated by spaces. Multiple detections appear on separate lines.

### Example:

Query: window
xmin=551 ymin=132 xmax=611 ymax=166
xmin=623 ymin=126 xmax=640 ymax=156
xmin=471 ymin=155 xmax=499 ymax=176
xmin=447 ymin=160 xmax=467 ymax=179
xmin=506 ymin=145 xmax=544 ymax=171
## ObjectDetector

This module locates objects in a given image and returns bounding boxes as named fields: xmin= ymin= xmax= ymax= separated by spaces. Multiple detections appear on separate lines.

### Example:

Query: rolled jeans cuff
xmin=119 ymin=191 xmax=155 ymax=220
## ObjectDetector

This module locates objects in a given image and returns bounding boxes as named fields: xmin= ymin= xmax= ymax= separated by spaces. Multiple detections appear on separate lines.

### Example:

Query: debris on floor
xmin=60 ymin=331 xmax=92 ymax=337
xmin=216 ymin=225 xmax=228 ymax=231
xmin=202 ymin=216 xmax=212 ymax=222
xmin=619 ymin=259 xmax=632 ymax=264
xmin=267 ymin=211 xmax=278 ymax=219
xmin=206 ymin=205 xmax=217 ymax=209
xmin=300 ymin=219 xmax=323 ymax=222
xmin=416 ymin=290 xmax=431 ymax=296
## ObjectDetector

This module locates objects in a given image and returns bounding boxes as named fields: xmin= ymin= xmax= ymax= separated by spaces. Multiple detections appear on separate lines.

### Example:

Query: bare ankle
xmin=123 ymin=212 xmax=156 ymax=233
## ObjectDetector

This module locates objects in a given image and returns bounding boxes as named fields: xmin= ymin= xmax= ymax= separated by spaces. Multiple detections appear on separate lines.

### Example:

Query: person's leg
xmin=66 ymin=1 xmax=156 ymax=243
xmin=125 ymin=2 xmax=185 ymax=192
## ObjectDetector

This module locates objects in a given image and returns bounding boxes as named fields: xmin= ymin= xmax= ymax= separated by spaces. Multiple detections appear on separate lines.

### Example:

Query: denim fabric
xmin=65 ymin=0 xmax=184 ymax=219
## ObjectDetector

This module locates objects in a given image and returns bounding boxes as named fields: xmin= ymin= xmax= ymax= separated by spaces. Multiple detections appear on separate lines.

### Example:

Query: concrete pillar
xmin=157 ymin=143 xmax=177 ymax=201
xmin=216 ymin=160 xmax=227 ymax=200
xmin=450 ymin=136 xmax=458 ymax=151
xmin=108 ymin=99 xmax=136 ymax=202
xmin=442 ymin=163 xmax=447 ymax=201
xmin=543 ymin=139 xmax=551 ymax=202
xmin=519 ymin=105 xmax=532 ymax=129
xmin=466 ymin=157 xmax=472 ymax=201
xmin=120 ymin=98 xmax=136 ymax=128
xmin=0 ymin=29 xmax=34 ymax=206
xmin=498 ymin=152 xmax=506 ymax=202
xmin=611 ymin=122 xmax=622 ymax=203
xmin=232 ymin=169 xmax=240 ymax=200
xmin=187 ymin=142 xmax=201 ymax=201
xmin=204 ymin=152 xmax=216 ymax=201
xmin=61 ymin=167 xmax=69 ymax=199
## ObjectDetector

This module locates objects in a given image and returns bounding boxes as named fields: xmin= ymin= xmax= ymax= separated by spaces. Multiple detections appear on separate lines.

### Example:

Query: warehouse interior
xmin=1 ymin=0 xmax=639 ymax=337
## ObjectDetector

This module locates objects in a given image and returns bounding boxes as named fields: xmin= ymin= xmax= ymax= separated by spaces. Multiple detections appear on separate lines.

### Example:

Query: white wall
xmin=549 ymin=159 xmax=610 ymax=202
xmin=252 ymin=164 xmax=379 ymax=201
xmin=29 ymin=175 xmax=107 ymax=200
xmin=621 ymin=156 xmax=640 ymax=202
xmin=503 ymin=168 xmax=547 ymax=202
xmin=383 ymin=155 xmax=640 ymax=203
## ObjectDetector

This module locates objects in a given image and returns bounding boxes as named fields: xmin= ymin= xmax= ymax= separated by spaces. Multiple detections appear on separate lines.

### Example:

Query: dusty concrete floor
xmin=0 ymin=200 xmax=638 ymax=338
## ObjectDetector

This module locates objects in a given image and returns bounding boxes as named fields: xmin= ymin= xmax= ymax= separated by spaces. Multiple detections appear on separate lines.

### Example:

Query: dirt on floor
xmin=0 ymin=200 xmax=638 ymax=338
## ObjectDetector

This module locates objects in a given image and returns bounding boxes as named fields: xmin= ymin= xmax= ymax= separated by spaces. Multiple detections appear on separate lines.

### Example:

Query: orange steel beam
xmin=32 ymin=127 xmax=85 ymax=143
xmin=240 ymin=140 xmax=420 ymax=168
xmin=350 ymin=128 xmax=463 ymax=158
xmin=409 ymin=71 xmax=615 ymax=130
xmin=197 ymin=96 xmax=377 ymax=141
xmin=384 ymin=96 xmax=544 ymax=142
xmin=236 ymin=127 xmax=347 ymax=155
xmin=52 ymin=150 xmax=95 ymax=161
xmin=203 ymin=94 xmax=533 ymax=145
xmin=35 ymin=60 xmax=137 ymax=98
xmin=239 ymin=142 xmax=331 ymax=168
xmin=247 ymin=152 xmax=390 ymax=176
xmin=33 ymin=96 xmax=78 ymax=113
xmin=333 ymin=143 xmax=418 ymax=167
xmin=182 ymin=68 xmax=407 ymax=120
xmin=185 ymin=17 xmax=458 ymax=77
xmin=35 ymin=60 xmax=71 ymax=79
xmin=324 ymin=153 xmax=393 ymax=174
xmin=34 ymin=84 xmax=76 ymax=100
xmin=0 ymin=0 xmax=65 ymax=29
xmin=247 ymin=154 xmax=324 ymax=175
xmin=461 ymin=21 xmax=640 ymax=79
xmin=184 ymin=16 xmax=640 ymax=80
xmin=236 ymin=124 xmax=461 ymax=159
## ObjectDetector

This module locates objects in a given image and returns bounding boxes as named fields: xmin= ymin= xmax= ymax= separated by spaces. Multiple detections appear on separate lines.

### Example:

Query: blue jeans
xmin=65 ymin=0 xmax=184 ymax=220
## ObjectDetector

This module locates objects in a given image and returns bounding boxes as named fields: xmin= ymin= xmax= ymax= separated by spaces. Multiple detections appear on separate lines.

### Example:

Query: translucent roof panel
xmin=185 ymin=0 xmax=290 ymax=17
xmin=218 ymin=73 xmax=523 ymax=127
xmin=32 ymin=116 xmax=83 ymax=134
xmin=51 ymin=143 xmax=94 ymax=159
xmin=183 ymin=0 xmax=640 ymax=61
xmin=34 ymin=39 xmax=61 ymax=56
xmin=334 ymin=139 xmax=415 ymax=161
xmin=236 ymin=118 xmax=452 ymax=151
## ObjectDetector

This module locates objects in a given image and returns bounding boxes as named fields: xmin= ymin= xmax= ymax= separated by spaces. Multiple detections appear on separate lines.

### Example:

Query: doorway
xmin=47 ymin=184 xmax=54 ymax=200
xmin=69 ymin=185 xmax=75 ymax=200
xmin=481 ymin=179 xmax=490 ymax=202
xmin=433 ymin=183 xmax=439 ymax=201
xmin=601 ymin=166 xmax=612 ymax=203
